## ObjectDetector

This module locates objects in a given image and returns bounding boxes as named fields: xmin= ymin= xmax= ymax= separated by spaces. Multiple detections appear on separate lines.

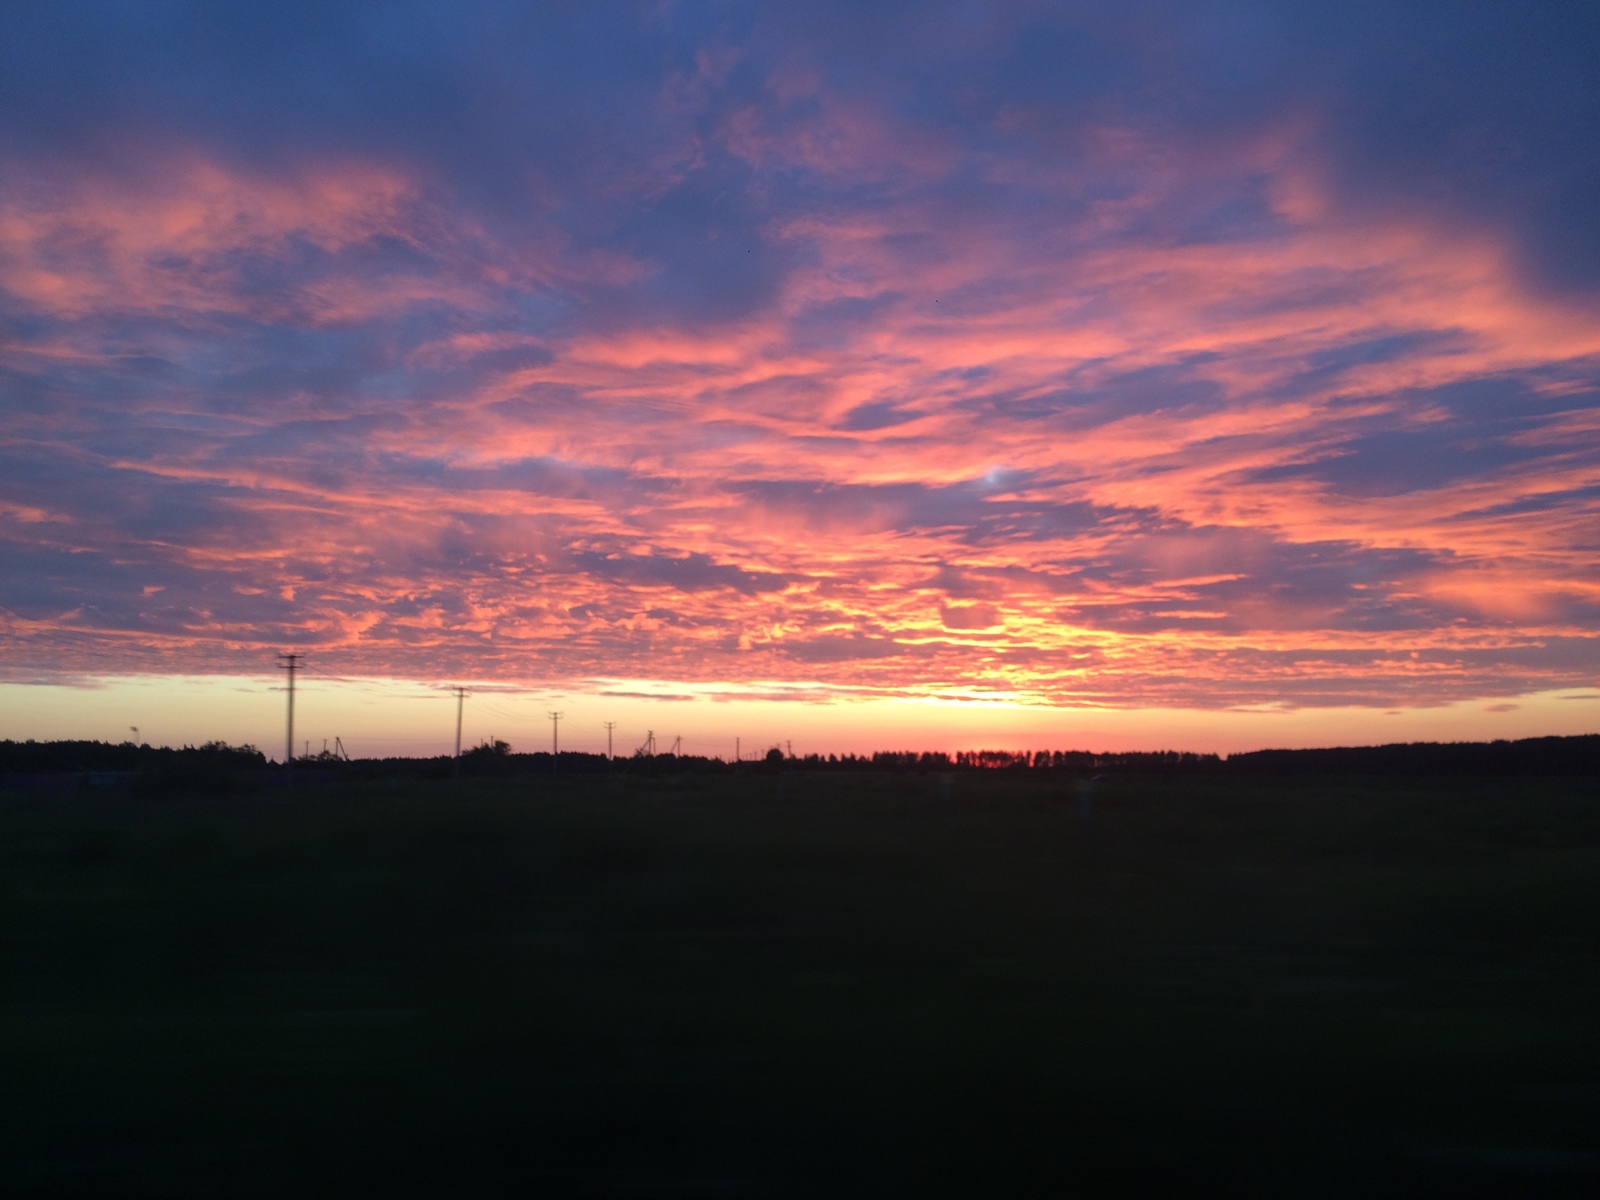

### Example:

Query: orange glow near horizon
xmin=4 ymin=677 xmax=1598 ymax=761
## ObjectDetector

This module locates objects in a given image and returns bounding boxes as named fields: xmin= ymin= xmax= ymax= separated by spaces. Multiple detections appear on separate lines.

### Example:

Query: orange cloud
xmin=2 ymin=128 xmax=1598 ymax=712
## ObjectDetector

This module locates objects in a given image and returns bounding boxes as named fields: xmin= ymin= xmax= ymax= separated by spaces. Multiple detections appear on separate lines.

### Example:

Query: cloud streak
xmin=2 ymin=2 xmax=1598 ymax=713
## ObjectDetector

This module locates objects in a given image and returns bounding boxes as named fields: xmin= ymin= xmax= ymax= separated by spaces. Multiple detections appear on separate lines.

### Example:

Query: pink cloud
xmin=2 ymin=118 xmax=1598 ymax=712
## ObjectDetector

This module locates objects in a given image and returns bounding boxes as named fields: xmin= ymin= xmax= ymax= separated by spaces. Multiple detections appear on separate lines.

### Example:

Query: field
xmin=3 ymin=768 xmax=1598 ymax=1197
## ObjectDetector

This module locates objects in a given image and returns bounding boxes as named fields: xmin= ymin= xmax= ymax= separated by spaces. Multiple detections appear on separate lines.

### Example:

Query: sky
xmin=2 ymin=1 xmax=1599 ymax=757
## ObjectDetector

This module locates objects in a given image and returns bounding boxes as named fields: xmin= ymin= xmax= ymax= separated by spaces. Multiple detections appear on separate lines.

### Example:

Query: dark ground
xmin=2 ymin=769 xmax=1597 ymax=1197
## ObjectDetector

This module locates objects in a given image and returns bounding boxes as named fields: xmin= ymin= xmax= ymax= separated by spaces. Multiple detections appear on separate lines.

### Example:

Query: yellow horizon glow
xmin=2 ymin=675 xmax=1595 ymax=761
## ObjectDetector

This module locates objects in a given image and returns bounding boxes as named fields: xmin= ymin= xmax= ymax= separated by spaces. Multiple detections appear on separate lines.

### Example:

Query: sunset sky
xmin=3 ymin=2 xmax=1599 ymax=757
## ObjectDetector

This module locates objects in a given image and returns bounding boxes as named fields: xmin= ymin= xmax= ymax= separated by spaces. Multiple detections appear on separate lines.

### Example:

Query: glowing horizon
xmin=2 ymin=4 xmax=1598 ymax=746
xmin=5 ymin=675 xmax=1598 ymax=763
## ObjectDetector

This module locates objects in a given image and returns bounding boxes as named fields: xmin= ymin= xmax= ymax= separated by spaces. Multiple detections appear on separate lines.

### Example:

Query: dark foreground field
xmin=3 ymin=770 xmax=1598 ymax=1197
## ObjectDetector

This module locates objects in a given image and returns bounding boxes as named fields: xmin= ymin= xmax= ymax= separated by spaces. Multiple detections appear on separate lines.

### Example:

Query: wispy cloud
xmin=2 ymin=2 xmax=1598 ymax=712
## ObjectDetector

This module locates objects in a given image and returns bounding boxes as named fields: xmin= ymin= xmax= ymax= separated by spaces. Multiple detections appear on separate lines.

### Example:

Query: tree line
xmin=3 ymin=734 xmax=1597 ymax=778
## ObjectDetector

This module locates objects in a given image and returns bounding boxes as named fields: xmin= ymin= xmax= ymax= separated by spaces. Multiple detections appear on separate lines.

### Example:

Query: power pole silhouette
xmin=277 ymin=653 xmax=301 ymax=784
xmin=549 ymin=711 xmax=563 ymax=755
xmin=604 ymin=721 xmax=616 ymax=760
xmin=452 ymin=686 xmax=468 ymax=776
xmin=638 ymin=730 xmax=655 ymax=756
xmin=670 ymin=735 xmax=681 ymax=756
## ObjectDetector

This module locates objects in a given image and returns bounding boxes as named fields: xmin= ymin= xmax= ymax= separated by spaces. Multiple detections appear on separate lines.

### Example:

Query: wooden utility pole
xmin=604 ymin=721 xmax=616 ymax=760
xmin=277 ymin=653 xmax=301 ymax=784
xmin=452 ymin=686 xmax=468 ymax=776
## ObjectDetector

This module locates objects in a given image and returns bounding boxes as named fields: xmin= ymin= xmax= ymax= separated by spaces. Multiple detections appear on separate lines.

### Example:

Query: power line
xmin=472 ymin=696 xmax=525 ymax=722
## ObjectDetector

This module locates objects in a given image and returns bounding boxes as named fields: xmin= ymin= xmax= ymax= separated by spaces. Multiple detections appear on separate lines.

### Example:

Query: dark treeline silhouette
xmin=1225 ymin=734 xmax=1600 ymax=777
xmin=0 ymin=739 xmax=266 ymax=773
xmin=3 ymin=734 xmax=1598 ymax=781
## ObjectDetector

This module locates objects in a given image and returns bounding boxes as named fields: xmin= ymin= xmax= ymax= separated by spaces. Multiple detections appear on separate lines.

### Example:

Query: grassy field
xmin=2 ymin=769 xmax=1598 ymax=1197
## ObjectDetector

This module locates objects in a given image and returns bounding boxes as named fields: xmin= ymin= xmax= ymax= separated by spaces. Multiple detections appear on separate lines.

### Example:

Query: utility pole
xmin=452 ymin=686 xmax=467 ymax=776
xmin=670 ymin=735 xmax=681 ymax=756
xmin=549 ymin=711 xmax=563 ymax=756
xmin=604 ymin=721 xmax=616 ymax=760
xmin=735 ymin=736 xmax=740 ymax=766
xmin=277 ymin=653 xmax=301 ymax=783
